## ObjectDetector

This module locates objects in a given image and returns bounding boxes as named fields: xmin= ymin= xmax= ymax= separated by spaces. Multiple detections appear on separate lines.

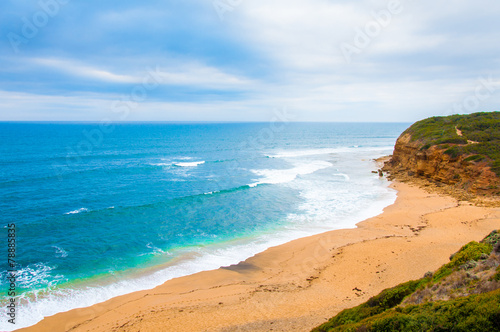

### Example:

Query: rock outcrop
xmin=384 ymin=114 xmax=500 ymax=196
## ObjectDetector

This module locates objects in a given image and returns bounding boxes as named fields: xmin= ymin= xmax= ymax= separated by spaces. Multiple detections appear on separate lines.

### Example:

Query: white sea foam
xmin=1 ymin=263 xmax=67 ymax=291
xmin=332 ymin=173 xmax=350 ymax=181
xmin=204 ymin=190 xmax=221 ymax=195
xmin=53 ymin=246 xmax=68 ymax=258
xmin=146 ymin=242 xmax=165 ymax=256
xmin=64 ymin=208 xmax=89 ymax=215
xmin=174 ymin=161 xmax=205 ymax=167
xmin=250 ymin=160 xmax=333 ymax=187
xmin=268 ymin=148 xmax=342 ymax=158
xmin=268 ymin=146 xmax=393 ymax=159
xmin=150 ymin=162 xmax=171 ymax=167
xmin=151 ymin=157 xmax=194 ymax=167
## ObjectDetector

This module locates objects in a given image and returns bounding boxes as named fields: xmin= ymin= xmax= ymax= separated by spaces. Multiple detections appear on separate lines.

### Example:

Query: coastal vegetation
xmin=404 ymin=111 xmax=500 ymax=176
xmin=312 ymin=230 xmax=500 ymax=332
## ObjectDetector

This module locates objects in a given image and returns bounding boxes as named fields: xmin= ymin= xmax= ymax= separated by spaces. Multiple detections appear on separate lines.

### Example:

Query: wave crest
xmin=174 ymin=161 xmax=205 ymax=167
xmin=64 ymin=208 xmax=89 ymax=215
xmin=250 ymin=160 xmax=332 ymax=187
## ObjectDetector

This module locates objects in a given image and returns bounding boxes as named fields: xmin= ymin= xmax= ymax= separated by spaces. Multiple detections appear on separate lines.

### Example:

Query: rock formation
xmin=384 ymin=112 xmax=500 ymax=195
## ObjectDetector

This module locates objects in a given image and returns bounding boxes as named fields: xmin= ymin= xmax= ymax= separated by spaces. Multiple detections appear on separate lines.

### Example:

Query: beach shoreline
xmin=19 ymin=180 xmax=500 ymax=332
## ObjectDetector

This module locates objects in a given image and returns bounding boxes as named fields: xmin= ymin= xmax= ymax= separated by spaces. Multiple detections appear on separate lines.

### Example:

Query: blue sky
xmin=1 ymin=0 xmax=500 ymax=122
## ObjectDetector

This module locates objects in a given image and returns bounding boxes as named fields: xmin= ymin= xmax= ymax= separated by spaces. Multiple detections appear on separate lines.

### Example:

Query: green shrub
xmin=433 ymin=241 xmax=492 ymax=282
xmin=402 ymin=112 xmax=500 ymax=176
xmin=366 ymin=280 xmax=426 ymax=310
xmin=420 ymin=143 xmax=431 ymax=150
xmin=494 ymin=266 xmax=500 ymax=282
xmin=449 ymin=241 xmax=492 ymax=266
xmin=313 ymin=289 xmax=500 ymax=332
xmin=312 ymin=280 xmax=426 ymax=332
xmin=482 ymin=230 xmax=500 ymax=247
xmin=444 ymin=146 xmax=461 ymax=158
xmin=465 ymin=154 xmax=486 ymax=162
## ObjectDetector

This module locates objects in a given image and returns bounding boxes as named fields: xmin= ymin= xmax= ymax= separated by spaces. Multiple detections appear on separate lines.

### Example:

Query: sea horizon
xmin=0 ymin=121 xmax=413 ymax=124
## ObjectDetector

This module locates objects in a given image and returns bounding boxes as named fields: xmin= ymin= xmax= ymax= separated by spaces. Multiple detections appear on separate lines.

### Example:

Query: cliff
xmin=385 ymin=112 xmax=500 ymax=195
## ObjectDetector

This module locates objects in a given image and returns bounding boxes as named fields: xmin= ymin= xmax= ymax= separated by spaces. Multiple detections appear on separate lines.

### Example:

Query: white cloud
xmin=32 ymin=58 xmax=139 ymax=83
xmin=0 ymin=90 xmax=277 ymax=122
xmin=29 ymin=57 xmax=257 ymax=89
xmin=0 ymin=91 xmax=114 ymax=121
xmin=154 ymin=62 xmax=256 ymax=88
xmin=234 ymin=0 xmax=363 ymax=70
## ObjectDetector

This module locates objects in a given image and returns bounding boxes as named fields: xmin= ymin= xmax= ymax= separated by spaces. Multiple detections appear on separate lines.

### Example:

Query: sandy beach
xmin=19 ymin=181 xmax=500 ymax=332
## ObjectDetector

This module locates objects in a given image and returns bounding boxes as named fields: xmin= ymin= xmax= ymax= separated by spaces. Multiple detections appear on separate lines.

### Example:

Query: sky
xmin=1 ymin=0 xmax=500 ymax=122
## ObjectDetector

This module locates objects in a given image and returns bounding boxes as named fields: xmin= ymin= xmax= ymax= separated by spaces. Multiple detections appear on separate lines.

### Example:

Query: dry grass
xmin=402 ymin=250 xmax=500 ymax=306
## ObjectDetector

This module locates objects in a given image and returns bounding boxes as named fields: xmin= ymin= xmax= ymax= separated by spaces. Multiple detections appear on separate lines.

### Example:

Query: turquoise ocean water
xmin=0 ymin=122 xmax=408 ymax=330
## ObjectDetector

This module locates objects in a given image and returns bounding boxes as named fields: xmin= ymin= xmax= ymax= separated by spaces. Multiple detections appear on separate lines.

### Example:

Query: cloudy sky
xmin=1 ymin=0 xmax=500 ymax=122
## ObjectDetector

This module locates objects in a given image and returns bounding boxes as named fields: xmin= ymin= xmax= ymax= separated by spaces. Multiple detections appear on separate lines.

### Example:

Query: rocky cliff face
xmin=387 ymin=133 xmax=499 ymax=195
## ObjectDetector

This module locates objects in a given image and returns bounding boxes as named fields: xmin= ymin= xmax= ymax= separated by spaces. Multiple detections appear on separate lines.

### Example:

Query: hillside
xmin=312 ymin=230 xmax=500 ymax=332
xmin=385 ymin=112 xmax=500 ymax=196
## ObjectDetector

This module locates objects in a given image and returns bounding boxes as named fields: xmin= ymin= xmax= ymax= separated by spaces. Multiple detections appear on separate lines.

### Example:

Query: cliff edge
xmin=384 ymin=112 xmax=500 ymax=196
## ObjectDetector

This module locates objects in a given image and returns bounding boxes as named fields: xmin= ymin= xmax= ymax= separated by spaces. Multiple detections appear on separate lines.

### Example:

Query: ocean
xmin=0 ymin=121 xmax=409 ymax=330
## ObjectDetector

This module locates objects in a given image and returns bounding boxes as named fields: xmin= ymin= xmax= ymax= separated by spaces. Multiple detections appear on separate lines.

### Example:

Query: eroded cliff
xmin=385 ymin=112 xmax=500 ymax=196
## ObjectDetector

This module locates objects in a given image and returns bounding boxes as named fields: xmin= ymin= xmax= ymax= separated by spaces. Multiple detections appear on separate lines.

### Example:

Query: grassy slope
xmin=401 ymin=111 xmax=500 ymax=176
xmin=312 ymin=231 xmax=500 ymax=332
